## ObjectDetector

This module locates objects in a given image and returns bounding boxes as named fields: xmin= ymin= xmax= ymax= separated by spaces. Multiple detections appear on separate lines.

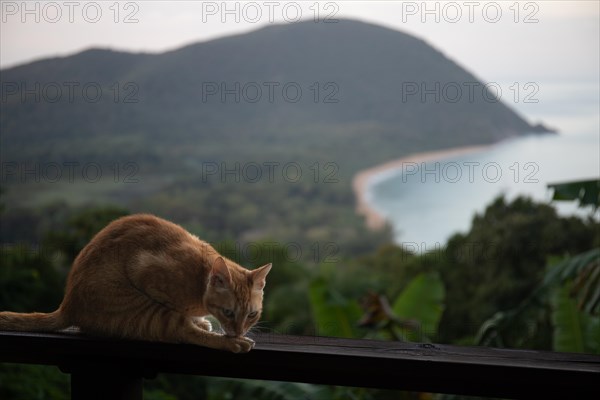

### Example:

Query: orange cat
xmin=0 ymin=214 xmax=272 ymax=353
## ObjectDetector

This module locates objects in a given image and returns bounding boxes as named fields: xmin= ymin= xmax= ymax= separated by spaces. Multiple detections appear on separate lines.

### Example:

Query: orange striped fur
xmin=0 ymin=214 xmax=272 ymax=353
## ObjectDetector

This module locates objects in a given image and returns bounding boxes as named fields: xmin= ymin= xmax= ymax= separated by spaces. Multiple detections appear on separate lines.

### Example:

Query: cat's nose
xmin=234 ymin=326 xmax=245 ymax=337
xmin=225 ymin=326 xmax=243 ymax=338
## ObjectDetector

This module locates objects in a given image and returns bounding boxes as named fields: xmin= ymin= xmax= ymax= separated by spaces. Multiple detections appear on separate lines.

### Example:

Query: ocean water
xmin=367 ymin=82 xmax=600 ymax=251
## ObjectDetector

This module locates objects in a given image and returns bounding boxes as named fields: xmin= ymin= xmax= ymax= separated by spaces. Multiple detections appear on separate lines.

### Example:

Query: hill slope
xmin=1 ymin=19 xmax=550 ymax=171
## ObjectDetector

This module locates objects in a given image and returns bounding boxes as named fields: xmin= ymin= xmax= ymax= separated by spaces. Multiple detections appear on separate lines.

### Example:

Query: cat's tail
xmin=0 ymin=310 xmax=69 ymax=332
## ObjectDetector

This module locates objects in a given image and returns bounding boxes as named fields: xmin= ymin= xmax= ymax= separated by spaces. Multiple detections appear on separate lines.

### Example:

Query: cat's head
xmin=205 ymin=257 xmax=272 ymax=337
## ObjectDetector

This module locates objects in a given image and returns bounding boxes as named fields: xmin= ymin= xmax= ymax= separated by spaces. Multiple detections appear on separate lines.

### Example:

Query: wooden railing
xmin=1 ymin=331 xmax=599 ymax=399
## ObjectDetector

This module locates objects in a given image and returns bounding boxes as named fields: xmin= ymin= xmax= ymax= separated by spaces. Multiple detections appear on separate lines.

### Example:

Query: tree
xmin=476 ymin=180 xmax=600 ymax=353
xmin=42 ymin=206 xmax=129 ymax=263
xmin=437 ymin=195 xmax=599 ymax=344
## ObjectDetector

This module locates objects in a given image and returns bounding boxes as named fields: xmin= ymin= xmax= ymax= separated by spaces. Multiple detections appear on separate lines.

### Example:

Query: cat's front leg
xmin=189 ymin=318 xmax=255 ymax=352
xmin=215 ymin=335 xmax=255 ymax=353
xmin=202 ymin=331 xmax=255 ymax=353
xmin=204 ymin=334 xmax=255 ymax=353
xmin=180 ymin=318 xmax=255 ymax=353
xmin=191 ymin=317 xmax=212 ymax=331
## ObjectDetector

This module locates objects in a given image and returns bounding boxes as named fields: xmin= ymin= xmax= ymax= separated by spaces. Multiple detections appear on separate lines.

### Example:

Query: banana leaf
xmin=551 ymin=284 xmax=600 ymax=354
xmin=548 ymin=179 xmax=599 ymax=210
xmin=391 ymin=273 xmax=445 ymax=342
xmin=308 ymin=277 xmax=362 ymax=338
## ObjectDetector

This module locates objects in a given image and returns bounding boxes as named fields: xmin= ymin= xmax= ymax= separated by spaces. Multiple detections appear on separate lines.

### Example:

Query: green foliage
xmin=144 ymin=389 xmax=178 ymax=400
xmin=549 ymin=179 xmax=600 ymax=210
xmin=308 ymin=274 xmax=362 ymax=338
xmin=551 ymin=283 xmax=600 ymax=354
xmin=144 ymin=375 xmax=332 ymax=400
xmin=206 ymin=378 xmax=329 ymax=400
xmin=573 ymin=260 xmax=600 ymax=316
xmin=265 ymin=281 xmax=313 ymax=335
xmin=356 ymin=244 xmax=417 ymax=298
xmin=476 ymin=249 xmax=600 ymax=351
xmin=143 ymin=375 xmax=207 ymax=400
xmin=544 ymin=249 xmax=600 ymax=315
xmin=0 ymin=364 xmax=68 ymax=400
xmin=43 ymin=206 xmax=129 ymax=263
xmin=0 ymin=245 xmax=65 ymax=313
xmin=391 ymin=273 xmax=445 ymax=342
xmin=212 ymin=240 xmax=315 ymax=335
xmin=0 ymin=186 xmax=5 ymax=214
xmin=438 ymin=195 xmax=599 ymax=344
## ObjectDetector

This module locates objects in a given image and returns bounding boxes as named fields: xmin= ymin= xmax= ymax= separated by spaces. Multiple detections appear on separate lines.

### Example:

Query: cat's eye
xmin=222 ymin=308 xmax=234 ymax=319
xmin=248 ymin=311 xmax=258 ymax=318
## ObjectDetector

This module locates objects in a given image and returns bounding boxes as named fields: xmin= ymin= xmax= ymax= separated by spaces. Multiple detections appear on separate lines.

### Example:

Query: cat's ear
xmin=251 ymin=263 xmax=272 ymax=291
xmin=210 ymin=257 xmax=232 ymax=289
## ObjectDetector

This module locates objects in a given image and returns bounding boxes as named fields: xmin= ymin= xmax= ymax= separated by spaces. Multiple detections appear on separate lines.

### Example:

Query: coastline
xmin=353 ymin=145 xmax=493 ymax=230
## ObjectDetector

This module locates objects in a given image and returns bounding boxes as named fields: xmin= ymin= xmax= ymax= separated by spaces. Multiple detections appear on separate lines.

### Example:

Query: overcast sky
xmin=1 ymin=0 xmax=599 ymax=84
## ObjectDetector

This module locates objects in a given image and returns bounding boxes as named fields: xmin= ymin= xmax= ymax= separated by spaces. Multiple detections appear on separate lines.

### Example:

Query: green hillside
xmin=0 ymin=19 xmax=552 ymax=253
xmin=1 ymin=20 xmax=550 ymax=166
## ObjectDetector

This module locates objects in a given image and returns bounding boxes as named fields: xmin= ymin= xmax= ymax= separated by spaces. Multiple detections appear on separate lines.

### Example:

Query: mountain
xmin=1 ymin=19 xmax=551 ymax=172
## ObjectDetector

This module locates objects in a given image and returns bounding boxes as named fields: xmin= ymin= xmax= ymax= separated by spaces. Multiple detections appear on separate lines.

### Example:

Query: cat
xmin=0 ymin=214 xmax=272 ymax=353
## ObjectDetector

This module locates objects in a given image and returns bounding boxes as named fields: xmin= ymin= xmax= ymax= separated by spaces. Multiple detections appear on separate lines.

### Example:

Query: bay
xmin=367 ymin=81 xmax=599 ymax=251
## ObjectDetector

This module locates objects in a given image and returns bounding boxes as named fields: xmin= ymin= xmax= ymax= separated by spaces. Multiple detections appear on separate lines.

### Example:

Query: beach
xmin=352 ymin=145 xmax=492 ymax=230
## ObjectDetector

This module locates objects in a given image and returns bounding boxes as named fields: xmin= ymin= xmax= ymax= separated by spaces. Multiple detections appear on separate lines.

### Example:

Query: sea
xmin=366 ymin=81 xmax=600 ymax=251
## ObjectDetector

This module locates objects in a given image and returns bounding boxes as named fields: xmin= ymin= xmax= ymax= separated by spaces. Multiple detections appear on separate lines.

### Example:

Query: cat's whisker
xmin=247 ymin=322 xmax=276 ymax=335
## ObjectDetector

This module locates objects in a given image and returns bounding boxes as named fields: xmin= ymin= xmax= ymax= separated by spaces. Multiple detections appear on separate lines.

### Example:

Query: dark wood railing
xmin=1 ymin=331 xmax=599 ymax=399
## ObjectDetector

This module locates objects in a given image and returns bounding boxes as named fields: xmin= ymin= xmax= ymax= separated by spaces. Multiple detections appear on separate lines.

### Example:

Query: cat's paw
xmin=192 ymin=317 xmax=212 ymax=331
xmin=222 ymin=336 xmax=255 ymax=353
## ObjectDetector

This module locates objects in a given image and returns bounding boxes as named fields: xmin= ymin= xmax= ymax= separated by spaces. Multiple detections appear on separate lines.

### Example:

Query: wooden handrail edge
xmin=1 ymin=331 xmax=598 ymax=399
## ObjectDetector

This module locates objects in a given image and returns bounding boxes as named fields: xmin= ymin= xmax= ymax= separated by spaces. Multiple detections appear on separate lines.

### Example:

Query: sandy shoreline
xmin=353 ymin=145 xmax=493 ymax=230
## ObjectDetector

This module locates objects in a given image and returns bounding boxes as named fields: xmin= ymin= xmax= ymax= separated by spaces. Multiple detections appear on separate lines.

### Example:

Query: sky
xmin=1 ymin=1 xmax=599 ymax=83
